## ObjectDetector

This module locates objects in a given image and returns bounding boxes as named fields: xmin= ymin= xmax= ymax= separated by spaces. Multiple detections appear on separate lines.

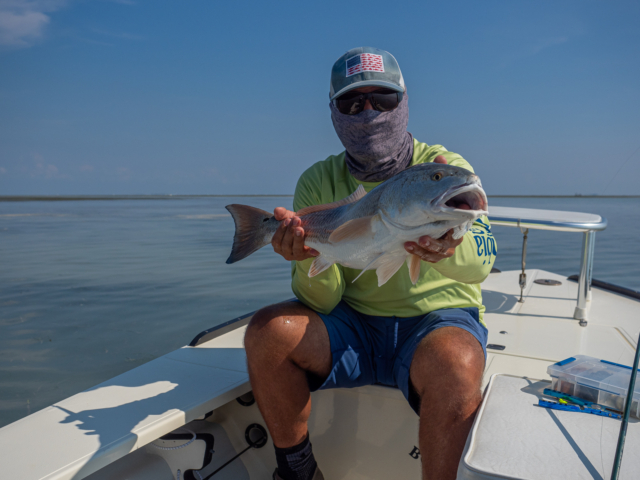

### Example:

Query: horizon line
xmin=1 ymin=194 xmax=639 ymax=202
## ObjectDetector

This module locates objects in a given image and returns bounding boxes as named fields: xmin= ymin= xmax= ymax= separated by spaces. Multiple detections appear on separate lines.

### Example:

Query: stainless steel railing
xmin=487 ymin=206 xmax=608 ymax=326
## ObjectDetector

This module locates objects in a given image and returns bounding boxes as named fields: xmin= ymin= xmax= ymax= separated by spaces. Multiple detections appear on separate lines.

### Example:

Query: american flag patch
xmin=346 ymin=53 xmax=384 ymax=77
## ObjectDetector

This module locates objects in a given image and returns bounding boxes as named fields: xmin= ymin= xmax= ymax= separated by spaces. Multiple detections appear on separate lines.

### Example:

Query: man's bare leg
xmin=410 ymin=327 xmax=485 ymax=480
xmin=244 ymin=301 xmax=332 ymax=448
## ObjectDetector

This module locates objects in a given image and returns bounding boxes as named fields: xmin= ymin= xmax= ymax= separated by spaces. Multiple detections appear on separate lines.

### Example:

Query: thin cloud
xmin=0 ymin=9 xmax=49 ymax=46
xmin=33 ymin=162 xmax=66 ymax=178
xmin=498 ymin=35 xmax=571 ymax=68
xmin=0 ymin=0 xmax=137 ymax=48
xmin=493 ymin=17 xmax=586 ymax=68
xmin=0 ymin=0 xmax=68 ymax=47
xmin=529 ymin=36 xmax=568 ymax=56
xmin=91 ymin=27 xmax=144 ymax=41
xmin=77 ymin=36 xmax=114 ymax=47
xmin=25 ymin=153 xmax=68 ymax=178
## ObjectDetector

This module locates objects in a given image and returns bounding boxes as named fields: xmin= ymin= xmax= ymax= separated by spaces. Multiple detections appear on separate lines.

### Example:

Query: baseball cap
xmin=329 ymin=47 xmax=405 ymax=101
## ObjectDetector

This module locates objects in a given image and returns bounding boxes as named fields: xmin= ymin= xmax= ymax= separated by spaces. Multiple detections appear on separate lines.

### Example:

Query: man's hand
xmin=271 ymin=207 xmax=319 ymax=261
xmin=404 ymin=230 xmax=464 ymax=263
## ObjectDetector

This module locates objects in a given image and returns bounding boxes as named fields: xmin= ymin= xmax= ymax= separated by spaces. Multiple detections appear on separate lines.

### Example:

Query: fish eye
xmin=432 ymin=173 xmax=443 ymax=181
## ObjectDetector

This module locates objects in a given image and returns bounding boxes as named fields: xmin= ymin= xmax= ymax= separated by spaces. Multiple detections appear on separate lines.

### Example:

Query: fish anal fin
xmin=296 ymin=185 xmax=366 ymax=216
xmin=375 ymin=254 xmax=407 ymax=287
xmin=308 ymin=255 xmax=334 ymax=278
xmin=328 ymin=215 xmax=375 ymax=244
xmin=351 ymin=252 xmax=385 ymax=284
xmin=406 ymin=255 xmax=421 ymax=285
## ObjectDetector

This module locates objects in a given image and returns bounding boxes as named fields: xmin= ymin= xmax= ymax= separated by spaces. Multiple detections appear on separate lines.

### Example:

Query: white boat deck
xmin=0 ymin=268 xmax=638 ymax=479
xmin=483 ymin=269 xmax=639 ymax=385
xmin=460 ymin=374 xmax=640 ymax=480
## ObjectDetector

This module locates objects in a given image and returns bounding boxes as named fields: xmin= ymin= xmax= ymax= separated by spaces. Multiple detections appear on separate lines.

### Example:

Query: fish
xmin=225 ymin=163 xmax=488 ymax=287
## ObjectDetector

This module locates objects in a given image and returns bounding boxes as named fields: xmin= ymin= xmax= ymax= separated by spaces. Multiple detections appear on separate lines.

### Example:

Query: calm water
xmin=1 ymin=196 xmax=638 ymax=428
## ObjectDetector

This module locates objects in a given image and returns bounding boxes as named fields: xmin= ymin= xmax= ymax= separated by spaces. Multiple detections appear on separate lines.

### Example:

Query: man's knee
xmin=410 ymin=327 xmax=484 ymax=400
xmin=246 ymin=304 xmax=283 ymax=336
xmin=246 ymin=304 xmax=290 ymax=351
xmin=244 ymin=302 xmax=313 ymax=359
xmin=244 ymin=302 xmax=331 ymax=380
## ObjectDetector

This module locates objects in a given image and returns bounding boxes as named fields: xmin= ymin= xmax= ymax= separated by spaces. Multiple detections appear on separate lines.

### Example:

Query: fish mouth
xmin=433 ymin=183 xmax=488 ymax=214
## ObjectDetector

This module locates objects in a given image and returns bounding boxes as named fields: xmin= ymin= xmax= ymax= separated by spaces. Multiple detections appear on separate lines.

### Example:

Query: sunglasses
xmin=333 ymin=89 xmax=403 ymax=115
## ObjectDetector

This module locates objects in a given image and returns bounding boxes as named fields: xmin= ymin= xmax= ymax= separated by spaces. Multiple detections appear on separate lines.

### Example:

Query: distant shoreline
xmin=0 ymin=194 xmax=639 ymax=202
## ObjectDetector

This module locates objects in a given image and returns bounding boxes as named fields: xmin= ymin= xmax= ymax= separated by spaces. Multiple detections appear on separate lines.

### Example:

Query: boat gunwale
xmin=188 ymin=298 xmax=297 ymax=347
xmin=189 ymin=312 xmax=254 ymax=347
xmin=566 ymin=275 xmax=640 ymax=301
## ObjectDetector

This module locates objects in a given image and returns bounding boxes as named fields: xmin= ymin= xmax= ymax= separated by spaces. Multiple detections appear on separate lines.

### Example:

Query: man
xmin=244 ymin=47 xmax=496 ymax=480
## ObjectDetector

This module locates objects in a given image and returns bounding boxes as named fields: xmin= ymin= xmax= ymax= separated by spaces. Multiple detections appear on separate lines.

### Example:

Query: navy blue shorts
xmin=309 ymin=301 xmax=488 ymax=414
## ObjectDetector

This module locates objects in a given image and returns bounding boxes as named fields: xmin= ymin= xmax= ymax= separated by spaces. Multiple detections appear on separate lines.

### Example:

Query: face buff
xmin=330 ymin=93 xmax=413 ymax=183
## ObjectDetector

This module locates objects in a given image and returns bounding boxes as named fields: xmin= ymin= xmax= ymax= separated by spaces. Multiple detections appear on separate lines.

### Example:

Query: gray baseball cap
xmin=329 ymin=47 xmax=405 ymax=101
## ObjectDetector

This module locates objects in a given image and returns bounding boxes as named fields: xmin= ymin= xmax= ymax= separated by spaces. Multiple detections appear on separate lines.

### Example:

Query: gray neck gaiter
xmin=330 ymin=93 xmax=413 ymax=183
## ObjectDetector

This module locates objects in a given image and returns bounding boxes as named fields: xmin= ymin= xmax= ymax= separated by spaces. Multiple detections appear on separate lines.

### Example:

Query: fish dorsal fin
xmin=308 ymin=255 xmax=334 ymax=278
xmin=375 ymin=255 xmax=407 ymax=287
xmin=296 ymin=185 xmax=366 ymax=216
xmin=406 ymin=255 xmax=421 ymax=285
xmin=328 ymin=215 xmax=375 ymax=244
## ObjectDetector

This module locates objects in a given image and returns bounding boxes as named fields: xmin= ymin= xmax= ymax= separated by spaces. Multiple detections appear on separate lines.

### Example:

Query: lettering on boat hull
xmin=409 ymin=446 xmax=420 ymax=459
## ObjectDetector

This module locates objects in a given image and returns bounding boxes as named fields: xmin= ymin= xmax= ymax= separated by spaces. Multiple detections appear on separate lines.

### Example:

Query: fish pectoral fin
xmin=296 ymin=185 xmax=367 ymax=216
xmin=374 ymin=254 xmax=407 ymax=287
xmin=308 ymin=255 xmax=334 ymax=278
xmin=406 ymin=255 xmax=421 ymax=285
xmin=328 ymin=215 xmax=376 ymax=244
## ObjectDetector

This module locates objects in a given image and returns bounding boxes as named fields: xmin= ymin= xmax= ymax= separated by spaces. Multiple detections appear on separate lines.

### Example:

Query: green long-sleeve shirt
xmin=291 ymin=138 xmax=496 ymax=325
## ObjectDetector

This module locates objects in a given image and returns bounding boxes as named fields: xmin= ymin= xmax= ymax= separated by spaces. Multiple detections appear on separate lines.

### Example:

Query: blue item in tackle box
xmin=547 ymin=355 xmax=640 ymax=419
xmin=537 ymin=399 xmax=622 ymax=419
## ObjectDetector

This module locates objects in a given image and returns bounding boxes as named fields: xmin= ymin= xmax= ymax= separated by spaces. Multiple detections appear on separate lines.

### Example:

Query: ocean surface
xmin=1 ymin=196 xmax=638 ymax=428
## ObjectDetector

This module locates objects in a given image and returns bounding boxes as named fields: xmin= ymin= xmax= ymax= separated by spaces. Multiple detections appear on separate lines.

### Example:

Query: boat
xmin=1 ymin=206 xmax=639 ymax=479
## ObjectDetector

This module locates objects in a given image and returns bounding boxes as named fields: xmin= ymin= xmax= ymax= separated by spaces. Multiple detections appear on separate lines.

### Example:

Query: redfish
xmin=226 ymin=163 xmax=488 ymax=286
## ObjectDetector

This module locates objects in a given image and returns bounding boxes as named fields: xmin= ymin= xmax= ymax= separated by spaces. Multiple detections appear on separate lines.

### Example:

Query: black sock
xmin=274 ymin=433 xmax=317 ymax=480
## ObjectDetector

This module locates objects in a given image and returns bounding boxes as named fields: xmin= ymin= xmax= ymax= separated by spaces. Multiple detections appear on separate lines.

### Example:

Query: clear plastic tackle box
xmin=547 ymin=354 xmax=640 ymax=418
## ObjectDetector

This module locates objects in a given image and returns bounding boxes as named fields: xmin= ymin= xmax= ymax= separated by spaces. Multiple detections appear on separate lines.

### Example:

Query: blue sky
xmin=0 ymin=0 xmax=638 ymax=195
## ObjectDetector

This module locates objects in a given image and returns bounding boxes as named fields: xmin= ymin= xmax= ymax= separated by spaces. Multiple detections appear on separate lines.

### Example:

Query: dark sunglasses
xmin=333 ymin=89 xmax=403 ymax=115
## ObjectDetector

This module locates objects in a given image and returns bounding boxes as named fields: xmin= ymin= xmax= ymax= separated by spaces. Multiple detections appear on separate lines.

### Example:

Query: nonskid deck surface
xmin=0 ymin=269 xmax=638 ymax=479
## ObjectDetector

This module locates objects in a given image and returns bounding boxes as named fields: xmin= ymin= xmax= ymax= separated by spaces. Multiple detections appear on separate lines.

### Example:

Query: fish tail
xmin=225 ymin=204 xmax=276 ymax=264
